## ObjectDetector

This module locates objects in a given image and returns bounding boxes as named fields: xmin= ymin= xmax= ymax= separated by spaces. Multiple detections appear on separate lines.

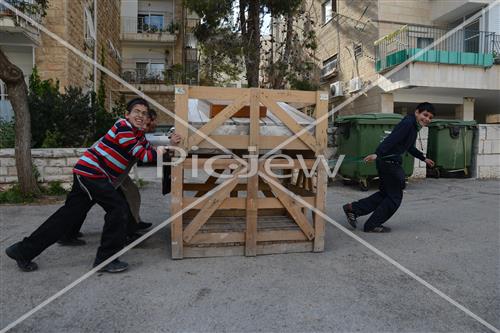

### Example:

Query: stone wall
xmin=474 ymin=125 xmax=500 ymax=178
xmin=0 ymin=148 xmax=86 ymax=188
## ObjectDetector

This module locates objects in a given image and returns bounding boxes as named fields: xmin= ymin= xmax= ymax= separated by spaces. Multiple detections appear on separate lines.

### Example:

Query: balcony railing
xmin=375 ymin=25 xmax=499 ymax=72
xmin=121 ymin=14 xmax=174 ymax=34
xmin=121 ymin=66 xmax=198 ymax=85
xmin=0 ymin=0 xmax=41 ymax=37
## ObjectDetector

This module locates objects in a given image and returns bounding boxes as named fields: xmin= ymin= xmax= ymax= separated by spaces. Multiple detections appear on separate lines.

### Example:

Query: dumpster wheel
xmin=359 ymin=178 xmax=369 ymax=191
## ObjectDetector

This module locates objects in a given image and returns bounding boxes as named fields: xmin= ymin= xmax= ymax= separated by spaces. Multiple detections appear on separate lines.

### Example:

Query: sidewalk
xmin=0 ymin=172 xmax=498 ymax=332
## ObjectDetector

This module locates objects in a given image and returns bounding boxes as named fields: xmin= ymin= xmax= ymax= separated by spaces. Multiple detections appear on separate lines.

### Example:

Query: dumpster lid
xmin=428 ymin=119 xmax=477 ymax=127
xmin=335 ymin=113 xmax=403 ymax=125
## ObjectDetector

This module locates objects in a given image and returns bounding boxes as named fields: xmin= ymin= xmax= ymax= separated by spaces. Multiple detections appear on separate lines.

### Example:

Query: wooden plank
xmin=260 ymin=93 xmax=318 ymax=152
xmin=190 ymin=232 xmax=245 ymax=245
xmin=189 ymin=230 xmax=308 ymax=245
xmin=170 ymin=84 xmax=190 ymax=259
xmin=183 ymin=197 xmax=314 ymax=210
xmin=262 ymin=175 xmax=315 ymax=240
xmin=182 ymin=242 xmax=313 ymax=258
xmin=194 ymin=169 xmax=224 ymax=197
xmin=261 ymin=89 xmax=317 ymax=104
xmin=187 ymin=93 xmax=249 ymax=148
xmin=313 ymin=91 xmax=328 ymax=252
xmin=189 ymin=86 xmax=249 ymax=100
xmin=246 ymin=88 xmax=260 ymax=256
xmin=197 ymin=135 xmax=309 ymax=150
xmin=183 ymin=169 xmax=244 ymax=242
xmin=184 ymin=182 xmax=273 ymax=192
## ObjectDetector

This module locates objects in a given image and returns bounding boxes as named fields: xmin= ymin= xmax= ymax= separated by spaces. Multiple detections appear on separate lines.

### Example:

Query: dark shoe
xmin=343 ymin=203 xmax=357 ymax=229
xmin=57 ymin=238 xmax=87 ymax=246
xmin=364 ymin=226 xmax=392 ymax=233
xmin=94 ymin=259 xmax=129 ymax=273
xmin=126 ymin=233 xmax=142 ymax=245
xmin=137 ymin=221 xmax=152 ymax=231
xmin=77 ymin=232 xmax=84 ymax=238
xmin=5 ymin=242 xmax=38 ymax=272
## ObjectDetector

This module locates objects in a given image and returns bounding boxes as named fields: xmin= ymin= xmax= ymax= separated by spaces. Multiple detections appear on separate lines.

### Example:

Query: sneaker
xmin=343 ymin=203 xmax=358 ymax=229
xmin=137 ymin=221 xmax=153 ymax=231
xmin=57 ymin=238 xmax=87 ymax=246
xmin=76 ymin=232 xmax=84 ymax=238
xmin=5 ymin=242 xmax=38 ymax=272
xmin=364 ymin=226 xmax=391 ymax=233
xmin=94 ymin=259 xmax=129 ymax=273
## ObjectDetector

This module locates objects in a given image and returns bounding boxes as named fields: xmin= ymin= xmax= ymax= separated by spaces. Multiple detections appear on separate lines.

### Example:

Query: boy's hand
xmin=424 ymin=158 xmax=435 ymax=167
xmin=170 ymin=133 xmax=181 ymax=146
xmin=363 ymin=154 xmax=377 ymax=163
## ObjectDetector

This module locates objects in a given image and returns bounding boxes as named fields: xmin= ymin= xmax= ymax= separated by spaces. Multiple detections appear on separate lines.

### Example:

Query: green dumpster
xmin=426 ymin=119 xmax=476 ymax=178
xmin=334 ymin=113 xmax=415 ymax=191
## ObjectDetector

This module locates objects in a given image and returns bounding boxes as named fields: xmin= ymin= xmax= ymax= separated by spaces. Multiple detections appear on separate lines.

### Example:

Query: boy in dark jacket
xmin=343 ymin=102 xmax=436 ymax=233
xmin=5 ymin=98 xmax=159 ymax=273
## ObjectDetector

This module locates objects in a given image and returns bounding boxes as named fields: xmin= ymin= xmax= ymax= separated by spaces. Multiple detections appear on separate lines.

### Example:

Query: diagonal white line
xmin=258 ymin=0 xmax=500 ymax=161
xmin=257 ymin=173 xmax=499 ymax=333
xmin=0 ymin=0 xmax=249 ymax=169
xmin=1 ymin=1 xmax=498 ymax=332
xmin=0 ymin=167 xmax=248 ymax=333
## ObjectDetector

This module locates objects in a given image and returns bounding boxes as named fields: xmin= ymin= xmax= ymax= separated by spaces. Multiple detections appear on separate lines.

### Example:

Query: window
xmin=322 ymin=1 xmax=332 ymax=24
xmin=321 ymin=54 xmax=338 ymax=78
xmin=417 ymin=37 xmax=433 ymax=49
xmin=0 ymin=80 xmax=7 ymax=101
xmin=135 ymin=62 xmax=165 ymax=81
xmin=138 ymin=13 xmax=164 ymax=33
xmin=84 ymin=7 xmax=96 ymax=47
xmin=354 ymin=43 xmax=363 ymax=58
xmin=464 ymin=20 xmax=480 ymax=53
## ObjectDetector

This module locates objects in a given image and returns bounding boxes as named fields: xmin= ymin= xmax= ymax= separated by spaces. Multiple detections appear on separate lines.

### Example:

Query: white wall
xmin=121 ymin=0 xmax=138 ymax=17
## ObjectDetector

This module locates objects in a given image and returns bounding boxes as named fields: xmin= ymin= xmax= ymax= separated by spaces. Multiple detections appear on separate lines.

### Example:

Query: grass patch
xmin=134 ymin=178 xmax=149 ymax=189
xmin=0 ymin=181 xmax=68 ymax=204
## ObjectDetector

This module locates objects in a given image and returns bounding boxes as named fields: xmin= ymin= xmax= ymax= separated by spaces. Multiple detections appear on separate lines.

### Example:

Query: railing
xmin=375 ymin=25 xmax=499 ymax=71
xmin=121 ymin=13 xmax=174 ymax=34
xmin=0 ymin=0 xmax=42 ymax=29
xmin=121 ymin=66 xmax=198 ymax=85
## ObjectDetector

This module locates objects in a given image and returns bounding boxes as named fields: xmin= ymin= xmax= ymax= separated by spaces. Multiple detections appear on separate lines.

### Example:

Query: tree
xmin=0 ymin=0 xmax=48 ymax=195
xmin=185 ymin=0 xmax=316 ymax=88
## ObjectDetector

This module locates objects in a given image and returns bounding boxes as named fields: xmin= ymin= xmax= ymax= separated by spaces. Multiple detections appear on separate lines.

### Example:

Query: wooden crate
xmin=171 ymin=86 xmax=329 ymax=259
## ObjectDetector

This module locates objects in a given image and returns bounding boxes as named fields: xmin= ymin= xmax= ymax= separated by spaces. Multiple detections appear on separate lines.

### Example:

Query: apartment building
xmin=118 ymin=0 xmax=199 ymax=125
xmin=312 ymin=0 xmax=500 ymax=123
xmin=0 ymin=0 xmax=121 ymax=121
xmin=0 ymin=0 xmax=41 ymax=120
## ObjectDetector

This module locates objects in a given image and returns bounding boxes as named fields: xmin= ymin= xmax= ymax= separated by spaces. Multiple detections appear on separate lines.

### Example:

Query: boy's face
xmin=415 ymin=110 xmax=434 ymax=127
xmin=126 ymin=104 xmax=148 ymax=129
xmin=143 ymin=115 xmax=157 ymax=133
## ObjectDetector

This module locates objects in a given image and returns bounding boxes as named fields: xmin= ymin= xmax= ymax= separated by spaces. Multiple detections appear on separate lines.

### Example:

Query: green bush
xmin=0 ymin=184 xmax=35 ymax=204
xmin=28 ymin=67 xmax=120 ymax=148
xmin=42 ymin=181 xmax=68 ymax=196
xmin=0 ymin=120 xmax=15 ymax=148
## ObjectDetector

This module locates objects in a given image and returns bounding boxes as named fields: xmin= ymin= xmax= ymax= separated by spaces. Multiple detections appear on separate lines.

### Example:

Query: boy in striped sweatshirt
xmin=6 ymin=98 xmax=160 ymax=273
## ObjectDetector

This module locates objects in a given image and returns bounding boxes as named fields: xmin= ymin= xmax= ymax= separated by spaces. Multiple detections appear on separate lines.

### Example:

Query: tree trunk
xmin=0 ymin=49 xmax=40 ymax=195
xmin=240 ymin=0 xmax=260 ymax=87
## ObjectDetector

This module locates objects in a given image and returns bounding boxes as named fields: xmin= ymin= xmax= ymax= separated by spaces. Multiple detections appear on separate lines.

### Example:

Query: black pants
xmin=61 ymin=188 xmax=138 ymax=240
xmin=351 ymin=159 xmax=405 ymax=231
xmin=18 ymin=174 xmax=129 ymax=264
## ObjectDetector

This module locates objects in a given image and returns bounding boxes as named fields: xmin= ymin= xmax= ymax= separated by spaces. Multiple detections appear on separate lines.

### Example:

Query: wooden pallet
xmin=170 ymin=86 xmax=329 ymax=259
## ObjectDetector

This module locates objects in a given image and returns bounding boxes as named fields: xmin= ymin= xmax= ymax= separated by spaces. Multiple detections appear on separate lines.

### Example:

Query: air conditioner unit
xmin=330 ymin=81 xmax=343 ymax=97
xmin=349 ymin=77 xmax=363 ymax=93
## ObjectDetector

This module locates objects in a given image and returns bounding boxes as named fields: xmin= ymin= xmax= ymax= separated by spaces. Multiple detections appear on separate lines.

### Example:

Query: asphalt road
xmin=1 ymin=172 xmax=499 ymax=332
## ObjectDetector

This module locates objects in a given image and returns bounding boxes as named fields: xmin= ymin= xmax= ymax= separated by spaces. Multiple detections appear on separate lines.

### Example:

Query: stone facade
xmin=35 ymin=0 xmax=121 ymax=108
xmin=0 ymin=148 xmax=86 ymax=187
xmin=474 ymin=125 xmax=500 ymax=178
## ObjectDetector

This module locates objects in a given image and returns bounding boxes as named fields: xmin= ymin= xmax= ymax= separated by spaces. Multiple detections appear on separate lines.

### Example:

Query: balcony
xmin=0 ymin=0 xmax=41 ymax=45
xmin=375 ymin=25 xmax=500 ymax=73
xmin=120 ymin=14 xmax=176 ymax=44
xmin=121 ymin=65 xmax=198 ymax=86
